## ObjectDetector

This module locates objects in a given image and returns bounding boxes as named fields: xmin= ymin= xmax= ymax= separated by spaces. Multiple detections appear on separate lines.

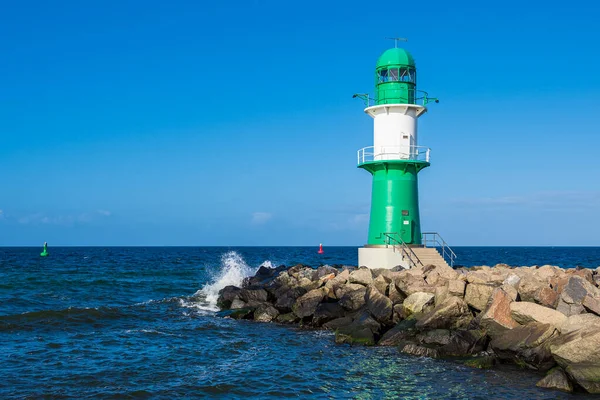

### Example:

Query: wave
xmin=185 ymin=251 xmax=261 ymax=312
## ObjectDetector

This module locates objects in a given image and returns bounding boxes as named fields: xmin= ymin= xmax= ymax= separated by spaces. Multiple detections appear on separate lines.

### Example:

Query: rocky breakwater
xmin=217 ymin=262 xmax=600 ymax=394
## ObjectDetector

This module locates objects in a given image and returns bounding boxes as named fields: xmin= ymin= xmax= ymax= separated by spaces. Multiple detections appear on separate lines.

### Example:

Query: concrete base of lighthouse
xmin=358 ymin=246 xmax=411 ymax=270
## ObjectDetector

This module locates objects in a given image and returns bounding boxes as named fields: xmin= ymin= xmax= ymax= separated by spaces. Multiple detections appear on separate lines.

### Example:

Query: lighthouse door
xmin=400 ymin=218 xmax=412 ymax=244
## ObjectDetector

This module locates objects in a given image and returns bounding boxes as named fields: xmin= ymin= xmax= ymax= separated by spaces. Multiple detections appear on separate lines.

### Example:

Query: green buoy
xmin=40 ymin=242 xmax=49 ymax=257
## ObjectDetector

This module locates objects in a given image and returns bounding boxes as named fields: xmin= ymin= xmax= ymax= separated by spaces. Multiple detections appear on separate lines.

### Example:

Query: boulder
xmin=230 ymin=298 xmax=247 ymax=309
xmin=335 ymin=283 xmax=365 ymax=300
xmin=239 ymin=287 xmax=269 ymax=305
xmin=394 ymin=274 xmax=436 ymax=296
xmin=416 ymin=296 xmax=473 ymax=330
xmin=316 ymin=265 xmax=338 ymax=278
xmin=292 ymin=288 xmax=327 ymax=318
xmin=338 ymin=286 xmax=367 ymax=311
xmin=312 ymin=302 xmax=346 ymax=326
xmin=323 ymin=316 xmax=353 ymax=330
xmin=564 ymin=365 xmax=600 ymax=394
xmin=490 ymin=322 xmax=557 ymax=370
xmin=463 ymin=355 xmax=496 ymax=369
xmin=388 ymin=282 xmax=405 ymax=304
xmin=583 ymin=295 xmax=600 ymax=316
xmin=325 ymin=269 xmax=350 ymax=291
xmin=536 ymin=367 xmax=573 ymax=393
xmin=417 ymin=329 xmax=451 ymax=346
xmin=440 ymin=329 xmax=488 ymax=357
xmin=275 ymin=312 xmax=298 ymax=324
xmin=550 ymin=326 xmax=600 ymax=366
xmin=434 ymin=284 xmax=449 ymax=307
xmin=559 ymin=313 xmax=600 ymax=334
xmin=335 ymin=326 xmax=375 ymax=346
xmin=510 ymin=302 xmax=566 ymax=329
xmin=274 ymin=286 xmax=307 ymax=312
xmin=378 ymin=318 xmax=417 ymax=346
xmin=352 ymin=308 xmax=381 ymax=331
xmin=372 ymin=275 xmax=390 ymax=295
xmin=464 ymin=283 xmax=495 ymax=311
xmin=254 ymin=304 xmax=279 ymax=322
xmin=402 ymin=292 xmax=435 ymax=317
xmin=400 ymin=344 xmax=439 ymax=358
xmin=217 ymin=285 xmax=242 ymax=309
xmin=349 ymin=268 xmax=373 ymax=286
xmin=365 ymin=286 xmax=393 ymax=324
xmin=448 ymin=280 xmax=466 ymax=298
xmin=503 ymin=273 xmax=521 ymax=288
xmin=500 ymin=284 xmax=519 ymax=301
xmin=557 ymin=276 xmax=600 ymax=316
xmin=517 ymin=276 xmax=546 ymax=303
xmin=480 ymin=288 xmax=520 ymax=337
xmin=535 ymin=287 xmax=559 ymax=308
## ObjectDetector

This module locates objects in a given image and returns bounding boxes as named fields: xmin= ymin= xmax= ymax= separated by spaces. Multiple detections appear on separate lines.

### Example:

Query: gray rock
xmin=490 ymin=322 xmax=557 ymax=371
xmin=418 ymin=329 xmax=451 ymax=346
xmin=352 ymin=309 xmax=382 ymax=335
xmin=440 ymin=329 xmax=488 ymax=357
xmin=464 ymin=283 xmax=495 ymax=311
xmin=335 ymin=326 xmax=375 ymax=346
xmin=536 ymin=367 xmax=573 ymax=393
xmin=400 ymin=344 xmax=440 ymax=358
xmin=365 ymin=286 xmax=393 ymax=324
xmin=480 ymin=288 xmax=520 ymax=338
xmin=230 ymin=297 xmax=247 ymax=309
xmin=403 ymin=292 xmax=435 ymax=317
xmin=559 ymin=313 xmax=600 ymax=334
xmin=317 ymin=265 xmax=338 ymax=278
xmin=292 ymin=288 xmax=327 ymax=318
xmin=349 ymin=267 xmax=373 ymax=286
xmin=239 ymin=287 xmax=269 ymax=304
xmin=254 ymin=304 xmax=279 ymax=322
xmin=372 ymin=275 xmax=389 ymax=295
xmin=312 ymin=302 xmax=346 ymax=326
xmin=564 ymin=364 xmax=600 ymax=393
xmin=276 ymin=312 xmax=299 ymax=324
xmin=388 ymin=282 xmax=405 ymax=305
xmin=334 ymin=283 xmax=365 ymax=300
xmin=378 ymin=318 xmax=417 ymax=346
xmin=323 ymin=316 xmax=353 ymax=330
xmin=339 ymin=286 xmax=367 ymax=311
xmin=416 ymin=296 xmax=473 ymax=331
xmin=217 ymin=285 xmax=242 ymax=309
xmin=510 ymin=302 xmax=566 ymax=329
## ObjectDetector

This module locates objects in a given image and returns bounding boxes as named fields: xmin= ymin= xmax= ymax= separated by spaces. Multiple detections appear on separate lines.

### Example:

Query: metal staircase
xmin=381 ymin=231 xmax=456 ymax=269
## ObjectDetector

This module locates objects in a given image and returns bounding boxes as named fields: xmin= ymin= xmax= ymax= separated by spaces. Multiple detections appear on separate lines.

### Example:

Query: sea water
xmin=1 ymin=246 xmax=599 ymax=399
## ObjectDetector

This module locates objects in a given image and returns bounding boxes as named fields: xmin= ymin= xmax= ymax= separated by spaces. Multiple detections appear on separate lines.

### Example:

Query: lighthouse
xmin=355 ymin=41 xmax=449 ymax=270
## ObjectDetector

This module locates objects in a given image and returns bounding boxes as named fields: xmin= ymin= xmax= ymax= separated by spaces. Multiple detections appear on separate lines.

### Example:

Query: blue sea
xmin=1 ymin=246 xmax=600 ymax=399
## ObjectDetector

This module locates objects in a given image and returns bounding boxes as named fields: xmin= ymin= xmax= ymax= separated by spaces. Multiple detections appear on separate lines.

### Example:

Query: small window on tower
xmin=388 ymin=68 xmax=399 ymax=81
xmin=378 ymin=69 xmax=388 ymax=83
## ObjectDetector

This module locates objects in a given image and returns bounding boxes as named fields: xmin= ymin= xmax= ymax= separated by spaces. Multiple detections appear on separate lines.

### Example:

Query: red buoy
xmin=318 ymin=243 xmax=324 ymax=254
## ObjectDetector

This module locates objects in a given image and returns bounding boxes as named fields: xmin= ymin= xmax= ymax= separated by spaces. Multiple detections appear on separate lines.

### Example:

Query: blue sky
xmin=1 ymin=0 xmax=599 ymax=246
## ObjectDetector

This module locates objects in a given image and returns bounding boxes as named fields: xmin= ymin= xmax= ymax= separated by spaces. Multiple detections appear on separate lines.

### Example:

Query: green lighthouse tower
xmin=356 ymin=42 xmax=442 ymax=269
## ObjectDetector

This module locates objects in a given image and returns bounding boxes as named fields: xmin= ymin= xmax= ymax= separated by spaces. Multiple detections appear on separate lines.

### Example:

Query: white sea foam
xmin=187 ymin=251 xmax=257 ymax=312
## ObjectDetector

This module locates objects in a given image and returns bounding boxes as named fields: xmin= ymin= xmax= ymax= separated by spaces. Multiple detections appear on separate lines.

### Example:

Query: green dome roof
xmin=376 ymin=48 xmax=415 ymax=68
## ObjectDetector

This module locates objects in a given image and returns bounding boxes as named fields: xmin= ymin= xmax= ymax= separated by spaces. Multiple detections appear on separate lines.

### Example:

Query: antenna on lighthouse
xmin=385 ymin=37 xmax=408 ymax=48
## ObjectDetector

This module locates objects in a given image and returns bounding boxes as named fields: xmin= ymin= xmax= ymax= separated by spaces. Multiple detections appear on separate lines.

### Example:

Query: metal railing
xmin=357 ymin=145 xmax=430 ymax=165
xmin=352 ymin=90 xmax=439 ymax=107
xmin=381 ymin=232 xmax=423 ymax=270
xmin=422 ymin=232 xmax=457 ymax=267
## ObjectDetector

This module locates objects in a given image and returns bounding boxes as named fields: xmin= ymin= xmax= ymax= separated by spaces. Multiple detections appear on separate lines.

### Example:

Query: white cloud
xmin=16 ymin=210 xmax=112 ymax=226
xmin=452 ymin=191 xmax=600 ymax=210
xmin=251 ymin=212 xmax=272 ymax=225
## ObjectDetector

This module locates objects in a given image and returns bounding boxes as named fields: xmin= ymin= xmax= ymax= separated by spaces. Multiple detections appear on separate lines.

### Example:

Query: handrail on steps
xmin=421 ymin=232 xmax=457 ymax=267
xmin=381 ymin=232 xmax=423 ymax=269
